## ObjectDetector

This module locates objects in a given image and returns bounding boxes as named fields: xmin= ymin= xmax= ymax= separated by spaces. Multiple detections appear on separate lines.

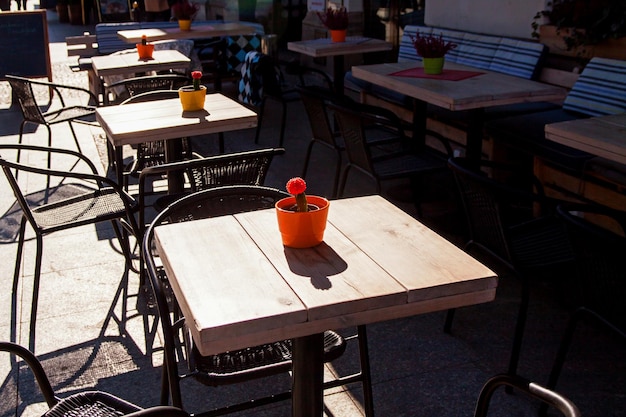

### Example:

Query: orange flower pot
xmin=178 ymin=85 xmax=207 ymax=111
xmin=330 ymin=29 xmax=347 ymax=43
xmin=275 ymin=195 xmax=330 ymax=248
xmin=136 ymin=43 xmax=154 ymax=59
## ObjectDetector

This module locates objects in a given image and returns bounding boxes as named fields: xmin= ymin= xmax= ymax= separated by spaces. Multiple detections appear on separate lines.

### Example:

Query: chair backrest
xmin=447 ymin=157 xmax=546 ymax=267
xmin=296 ymin=85 xmax=341 ymax=149
xmin=142 ymin=185 xmax=289 ymax=407
xmin=474 ymin=374 xmax=581 ymax=417
xmin=6 ymin=75 xmax=46 ymax=124
xmin=329 ymin=101 xmax=403 ymax=176
xmin=112 ymin=74 xmax=191 ymax=98
xmin=120 ymin=89 xmax=180 ymax=104
xmin=556 ymin=204 xmax=626 ymax=327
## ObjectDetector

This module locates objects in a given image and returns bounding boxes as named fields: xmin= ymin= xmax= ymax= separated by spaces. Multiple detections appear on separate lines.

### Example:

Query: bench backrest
xmin=399 ymin=25 xmax=547 ymax=80
xmin=563 ymin=57 xmax=626 ymax=117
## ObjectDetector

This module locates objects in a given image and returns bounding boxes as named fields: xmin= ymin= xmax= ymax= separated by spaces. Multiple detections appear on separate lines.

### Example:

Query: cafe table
xmin=117 ymin=22 xmax=255 ymax=44
xmin=545 ymin=113 xmax=626 ymax=165
xmin=153 ymin=194 xmax=498 ymax=416
xmin=287 ymin=37 xmax=392 ymax=95
xmin=351 ymin=61 xmax=567 ymax=163
xmin=95 ymin=93 xmax=257 ymax=192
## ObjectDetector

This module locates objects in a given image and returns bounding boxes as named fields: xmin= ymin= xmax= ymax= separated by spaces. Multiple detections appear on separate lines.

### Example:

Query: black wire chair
xmin=0 ymin=144 xmax=140 ymax=352
xmin=537 ymin=203 xmax=626 ymax=416
xmin=6 ymin=75 xmax=98 ymax=166
xmin=103 ymin=73 xmax=191 ymax=105
xmin=444 ymin=157 xmax=575 ymax=377
xmin=475 ymin=374 xmax=580 ymax=417
xmin=328 ymin=99 xmax=453 ymax=216
xmin=142 ymin=185 xmax=374 ymax=416
xmin=0 ymin=341 xmax=190 ymax=417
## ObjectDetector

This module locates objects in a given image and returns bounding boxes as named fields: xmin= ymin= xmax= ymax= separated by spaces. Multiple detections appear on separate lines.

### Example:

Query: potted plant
xmin=275 ymin=177 xmax=330 ymax=248
xmin=171 ymin=0 xmax=200 ymax=31
xmin=410 ymin=32 xmax=457 ymax=75
xmin=178 ymin=71 xmax=206 ymax=111
xmin=317 ymin=6 xmax=349 ymax=42
xmin=136 ymin=34 xmax=154 ymax=60
xmin=532 ymin=0 xmax=626 ymax=59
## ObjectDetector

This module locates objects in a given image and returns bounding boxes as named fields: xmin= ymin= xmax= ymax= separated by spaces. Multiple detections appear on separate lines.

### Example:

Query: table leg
xmin=115 ymin=145 xmax=124 ymax=186
xmin=411 ymin=99 xmax=428 ymax=152
xmin=292 ymin=333 xmax=324 ymax=417
xmin=465 ymin=108 xmax=485 ymax=165
xmin=333 ymin=55 xmax=345 ymax=96
xmin=164 ymin=138 xmax=185 ymax=194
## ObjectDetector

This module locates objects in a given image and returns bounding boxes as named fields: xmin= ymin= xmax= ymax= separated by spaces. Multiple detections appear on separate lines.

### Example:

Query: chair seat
xmin=192 ymin=330 xmax=346 ymax=384
xmin=373 ymin=152 xmax=446 ymax=179
xmin=44 ymin=391 xmax=142 ymax=417
xmin=32 ymin=188 xmax=134 ymax=232
xmin=43 ymin=105 xmax=96 ymax=124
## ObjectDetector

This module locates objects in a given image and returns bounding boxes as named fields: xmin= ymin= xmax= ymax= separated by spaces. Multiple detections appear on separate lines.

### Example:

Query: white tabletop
xmin=287 ymin=37 xmax=392 ymax=58
xmin=91 ymin=49 xmax=191 ymax=77
xmin=117 ymin=22 xmax=255 ymax=43
xmin=95 ymin=93 xmax=257 ymax=148
xmin=154 ymin=195 xmax=497 ymax=357
xmin=545 ymin=113 xmax=626 ymax=164
xmin=351 ymin=61 xmax=567 ymax=111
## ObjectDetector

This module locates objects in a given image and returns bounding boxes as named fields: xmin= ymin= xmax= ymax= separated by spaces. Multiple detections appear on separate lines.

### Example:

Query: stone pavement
xmin=0 ymin=7 xmax=624 ymax=417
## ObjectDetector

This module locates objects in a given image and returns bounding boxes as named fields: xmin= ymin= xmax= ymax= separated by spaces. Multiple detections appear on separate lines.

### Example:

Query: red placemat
xmin=389 ymin=67 xmax=484 ymax=81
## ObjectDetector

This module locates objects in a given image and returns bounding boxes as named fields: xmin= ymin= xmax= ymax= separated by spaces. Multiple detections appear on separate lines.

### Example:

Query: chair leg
xmin=331 ymin=148 xmax=342 ymax=200
xmin=357 ymin=325 xmax=375 ymax=417
xmin=67 ymin=121 xmax=83 ymax=154
xmin=11 ymin=217 xmax=27 ymax=345
xmin=337 ymin=165 xmax=351 ymax=198
xmin=507 ymin=275 xmax=530 ymax=378
xmin=278 ymin=100 xmax=288 ymax=148
xmin=29 ymin=233 xmax=44 ymax=353
xmin=443 ymin=308 xmax=456 ymax=333
xmin=301 ymin=141 xmax=315 ymax=179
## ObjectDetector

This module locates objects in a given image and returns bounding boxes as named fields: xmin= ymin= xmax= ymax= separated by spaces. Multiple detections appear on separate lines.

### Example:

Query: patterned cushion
xmin=226 ymin=34 xmax=263 ymax=73
xmin=490 ymin=38 xmax=546 ymax=80
xmin=563 ymin=57 xmax=626 ymax=116
xmin=455 ymin=33 xmax=498 ymax=70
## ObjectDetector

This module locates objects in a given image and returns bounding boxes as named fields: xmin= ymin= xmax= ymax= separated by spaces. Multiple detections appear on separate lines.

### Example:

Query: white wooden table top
xmin=117 ymin=22 xmax=255 ymax=43
xmin=545 ymin=113 xmax=626 ymax=165
xmin=90 ymin=49 xmax=191 ymax=77
xmin=95 ymin=94 xmax=257 ymax=147
xmin=351 ymin=61 xmax=567 ymax=111
xmin=287 ymin=37 xmax=392 ymax=58
xmin=154 ymin=195 xmax=497 ymax=356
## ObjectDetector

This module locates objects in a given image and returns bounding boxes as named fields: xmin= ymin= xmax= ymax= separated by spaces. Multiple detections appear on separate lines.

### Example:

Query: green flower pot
xmin=422 ymin=57 xmax=445 ymax=75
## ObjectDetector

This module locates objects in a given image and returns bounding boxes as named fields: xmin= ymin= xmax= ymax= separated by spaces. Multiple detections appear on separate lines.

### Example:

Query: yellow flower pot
xmin=275 ymin=195 xmax=330 ymax=248
xmin=178 ymin=85 xmax=206 ymax=111
xmin=178 ymin=19 xmax=192 ymax=31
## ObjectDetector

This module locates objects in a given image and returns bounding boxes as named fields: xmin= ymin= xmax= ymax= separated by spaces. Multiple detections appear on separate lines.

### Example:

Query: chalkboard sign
xmin=0 ymin=10 xmax=52 ymax=81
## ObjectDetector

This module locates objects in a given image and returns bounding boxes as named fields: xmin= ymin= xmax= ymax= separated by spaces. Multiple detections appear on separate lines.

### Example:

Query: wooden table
xmin=288 ymin=37 xmax=392 ymax=95
xmin=95 ymin=94 xmax=257 ymax=192
xmin=153 ymin=195 xmax=498 ymax=417
xmin=351 ymin=61 xmax=567 ymax=162
xmin=91 ymin=49 xmax=190 ymax=78
xmin=117 ymin=22 xmax=255 ymax=43
xmin=545 ymin=113 xmax=626 ymax=165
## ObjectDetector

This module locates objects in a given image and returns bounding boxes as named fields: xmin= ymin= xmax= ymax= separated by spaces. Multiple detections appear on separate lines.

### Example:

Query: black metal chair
xmin=444 ymin=157 xmax=574 ymax=377
xmin=0 ymin=144 xmax=140 ymax=352
xmin=142 ymin=185 xmax=374 ymax=416
xmin=328 ymin=99 xmax=453 ymax=215
xmin=475 ymin=374 xmax=580 ymax=417
xmin=137 ymin=147 xmax=286 ymax=238
xmin=119 ymin=90 xmax=197 ymax=191
xmin=0 ymin=341 xmax=190 ymax=417
xmin=103 ymin=73 xmax=191 ymax=105
xmin=537 ymin=203 xmax=626 ymax=417
xmin=6 ymin=75 xmax=98 ymax=165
